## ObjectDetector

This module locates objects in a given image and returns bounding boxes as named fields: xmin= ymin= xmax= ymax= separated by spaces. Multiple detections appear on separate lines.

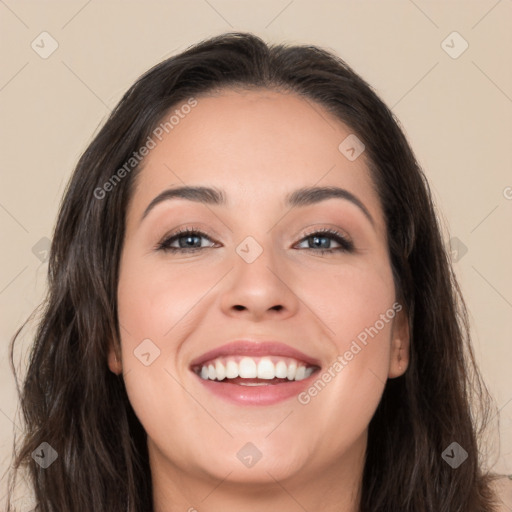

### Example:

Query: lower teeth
xmin=221 ymin=377 xmax=291 ymax=385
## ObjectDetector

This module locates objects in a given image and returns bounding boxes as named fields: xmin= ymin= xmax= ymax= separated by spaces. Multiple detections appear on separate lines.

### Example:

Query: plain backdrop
xmin=1 ymin=0 xmax=511 ymax=507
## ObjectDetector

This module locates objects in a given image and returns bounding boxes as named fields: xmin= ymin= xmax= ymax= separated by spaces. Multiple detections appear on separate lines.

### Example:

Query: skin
xmin=109 ymin=89 xmax=410 ymax=512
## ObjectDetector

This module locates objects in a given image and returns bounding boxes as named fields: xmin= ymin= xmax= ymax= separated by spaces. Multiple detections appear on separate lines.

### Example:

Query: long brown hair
xmin=8 ymin=32 xmax=501 ymax=511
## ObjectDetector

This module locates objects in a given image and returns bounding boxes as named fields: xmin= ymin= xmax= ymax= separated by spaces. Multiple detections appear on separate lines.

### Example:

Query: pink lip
xmin=194 ymin=374 xmax=319 ymax=406
xmin=189 ymin=340 xmax=321 ymax=368
xmin=189 ymin=340 xmax=321 ymax=406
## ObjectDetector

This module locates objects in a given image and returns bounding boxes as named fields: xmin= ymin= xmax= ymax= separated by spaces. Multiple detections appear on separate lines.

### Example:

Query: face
xmin=112 ymin=89 xmax=409 ymax=490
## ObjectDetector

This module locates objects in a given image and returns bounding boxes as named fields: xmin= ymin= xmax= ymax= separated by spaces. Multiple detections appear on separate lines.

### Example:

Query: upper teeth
xmin=196 ymin=356 xmax=315 ymax=382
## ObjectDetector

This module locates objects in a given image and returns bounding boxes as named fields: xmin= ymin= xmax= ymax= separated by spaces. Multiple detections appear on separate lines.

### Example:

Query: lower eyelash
xmin=156 ymin=228 xmax=354 ymax=253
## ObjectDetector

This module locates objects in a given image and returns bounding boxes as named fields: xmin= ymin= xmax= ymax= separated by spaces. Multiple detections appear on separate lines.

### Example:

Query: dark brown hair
xmin=8 ymin=32 xmax=501 ymax=511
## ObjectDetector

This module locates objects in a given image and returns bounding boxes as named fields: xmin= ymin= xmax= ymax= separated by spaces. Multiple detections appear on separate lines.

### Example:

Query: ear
xmin=107 ymin=343 xmax=123 ymax=375
xmin=388 ymin=304 xmax=410 ymax=379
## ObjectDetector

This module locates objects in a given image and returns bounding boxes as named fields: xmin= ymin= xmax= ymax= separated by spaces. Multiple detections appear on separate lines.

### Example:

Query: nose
xmin=219 ymin=242 xmax=299 ymax=322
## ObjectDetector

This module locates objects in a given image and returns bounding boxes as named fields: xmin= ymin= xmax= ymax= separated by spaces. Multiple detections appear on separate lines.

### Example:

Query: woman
xmin=8 ymin=32 xmax=507 ymax=511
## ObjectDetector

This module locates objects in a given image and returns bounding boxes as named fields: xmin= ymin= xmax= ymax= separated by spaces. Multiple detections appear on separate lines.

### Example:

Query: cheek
xmin=299 ymin=255 xmax=397 ymax=345
xmin=117 ymin=252 xmax=210 ymax=344
xmin=294 ymin=260 xmax=396 ymax=429
xmin=116 ymin=252 xmax=221 ymax=445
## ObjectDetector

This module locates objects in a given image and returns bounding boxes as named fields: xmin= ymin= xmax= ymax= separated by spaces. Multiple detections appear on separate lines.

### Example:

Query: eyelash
xmin=155 ymin=226 xmax=354 ymax=255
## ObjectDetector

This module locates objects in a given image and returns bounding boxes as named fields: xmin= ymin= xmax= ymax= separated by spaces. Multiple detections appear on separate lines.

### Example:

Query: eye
xmin=155 ymin=226 xmax=354 ymax=255
xmin=156 ymin=227 xmax=217 ymax=253
xmin=295 ymin=228 xmax=354 ymax=254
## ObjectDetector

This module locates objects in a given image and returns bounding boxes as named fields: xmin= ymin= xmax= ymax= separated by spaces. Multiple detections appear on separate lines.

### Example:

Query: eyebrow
xmin=140 ymin=185 xmax=374 ymax=225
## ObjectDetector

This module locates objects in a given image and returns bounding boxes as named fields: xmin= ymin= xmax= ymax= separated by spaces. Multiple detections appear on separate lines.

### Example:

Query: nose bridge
xmin=219 ymin=230 xmax=298 ymax=318
xmin=229 ymin=203 xmax=279 ymax=268
xmin=234 ymin=232 xmax=282 ymax=289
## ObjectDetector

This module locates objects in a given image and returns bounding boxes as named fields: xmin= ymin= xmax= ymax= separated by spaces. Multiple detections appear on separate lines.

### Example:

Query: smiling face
xmin=111 ymin=88 xmax=409 ymax=503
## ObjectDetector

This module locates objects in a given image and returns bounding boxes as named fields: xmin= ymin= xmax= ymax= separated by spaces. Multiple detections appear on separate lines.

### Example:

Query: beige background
xmin=1 ymin=0 xmax=511 ymax=507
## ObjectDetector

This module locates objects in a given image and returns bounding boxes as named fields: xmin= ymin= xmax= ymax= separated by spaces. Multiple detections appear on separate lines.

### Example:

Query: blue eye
xmin=156 ymin=227 xmax=354 ymax=254
xmin=295 ymin=228 xmax=354 ymax=254
xmin=156 ymin=228 xmax=216 ymax=253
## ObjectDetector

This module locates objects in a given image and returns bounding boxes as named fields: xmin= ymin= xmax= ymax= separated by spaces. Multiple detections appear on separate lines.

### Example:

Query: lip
xmin=189 ymin=340 xmax=321 ymax=406
xmin=194 ymin=373 xmax=320 ymax=405
xmin=189 ymin=340 xmax=321 ymax=368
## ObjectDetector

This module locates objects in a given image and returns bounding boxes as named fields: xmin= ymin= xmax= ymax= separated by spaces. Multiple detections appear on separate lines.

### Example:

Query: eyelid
xmin=299 ymin=226 xmax=352 ymax=244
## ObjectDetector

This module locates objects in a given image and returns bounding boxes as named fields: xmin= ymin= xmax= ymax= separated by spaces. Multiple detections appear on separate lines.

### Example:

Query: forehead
xmin=127 ymin=88 xmax=383 ymax=228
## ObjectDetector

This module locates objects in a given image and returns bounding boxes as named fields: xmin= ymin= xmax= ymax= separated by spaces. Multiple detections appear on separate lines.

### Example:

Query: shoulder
xmin=491 ymin=475 xmax=512 ymax=512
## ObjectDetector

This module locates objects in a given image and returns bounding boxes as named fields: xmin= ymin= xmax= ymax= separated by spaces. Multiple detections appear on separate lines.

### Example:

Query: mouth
xmin=189 ymin=340 xmax=321 ymax=405
xmin=192 ymin=355 xmax=317 ymax=383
